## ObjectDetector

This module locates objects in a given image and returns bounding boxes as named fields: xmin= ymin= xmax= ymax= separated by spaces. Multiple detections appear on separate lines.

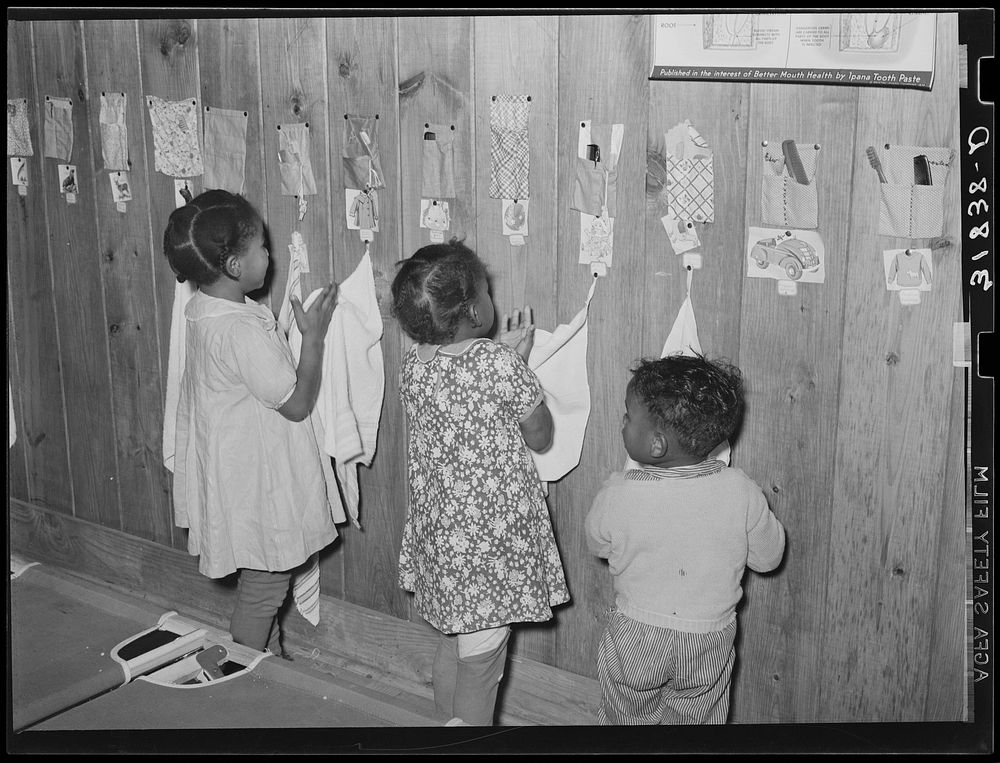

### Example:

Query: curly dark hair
xmin=390 ymin=238 xmax=489 ymax=344
xmin=629 ymin=354 xmax=745 ymax=459
xmin=162 ymin=189 xmax=262 ymax=286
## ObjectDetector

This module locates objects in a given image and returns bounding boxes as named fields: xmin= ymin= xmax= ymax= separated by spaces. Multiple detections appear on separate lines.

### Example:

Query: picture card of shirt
xmin=883 ymin=248 xmax=932 ymax=291
xmin=663 ymin=120 xmax=714 ymax=223
xmin=7 ymin=98 xmax=34 ymax=157
xmin=146 ymin=96 xmax=203 ymax=178
xmin=489 ymin=94 xmax=531 ymax=201
xmin=99 ymin=92 xmax=129 ymax=171
xmin=44 ymin=96 xmax=74 ymax=161
xmin=203 ymin=106 xmax=248 ymax=194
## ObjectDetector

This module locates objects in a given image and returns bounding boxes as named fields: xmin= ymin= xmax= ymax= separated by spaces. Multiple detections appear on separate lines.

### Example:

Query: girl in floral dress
xmin=391 ymin=239 xmax=570 ymax=726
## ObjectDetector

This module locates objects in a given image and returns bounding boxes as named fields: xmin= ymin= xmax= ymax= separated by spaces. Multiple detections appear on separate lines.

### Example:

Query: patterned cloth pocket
xmin=489 ymin=94 xmax=530 ymax=200
xmin=876 ymin=145 xmax=953 ymax=238
xmin=99 ymin=92 xmax=129 ymax=171
xmin=663 ymin=120 xmax=714 ymax=223
xmin=146 ymin=96 xmax=203 ymax=178
xmin=7 ymin=99 xmax=34 ymax=156
xmin=277 ymin=122 xmax=317 ymax=197
xmin=760 ymin=140 xmax=819 ymax=229
xmin=203 ymin=106 xmax=248 ymax=194
xmin=342 ymin=114 xmax=385 ymax=191
xmin=421 ymin=122 xmax=455 ymax=199
xmin=44 ymin=96 xmax=74 ymax=161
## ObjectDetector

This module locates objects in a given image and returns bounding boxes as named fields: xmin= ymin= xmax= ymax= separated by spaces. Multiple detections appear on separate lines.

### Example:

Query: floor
xmin=8 ymin=555 xmax=442 ymax=746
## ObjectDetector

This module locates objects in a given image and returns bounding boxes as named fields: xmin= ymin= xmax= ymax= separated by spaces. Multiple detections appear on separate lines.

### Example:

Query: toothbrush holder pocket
xmin=421 ymin=122 xmax=456 ymax=199
xmin=876 ymin=145 xmax=953 ymax=238
xmin=760 ymin=141 xmax=819 ymax=229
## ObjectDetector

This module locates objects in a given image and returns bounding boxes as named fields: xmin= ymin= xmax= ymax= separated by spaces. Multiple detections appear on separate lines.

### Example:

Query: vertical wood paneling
xmin=396 ymin=15 xmax=475 ymax=626
xmin=398 ymin=16 xmax=475 ymax=264
xmin=6 ymin=20 xmax=73 ymax=510
xmin=472 ymin=16 xmax=560 ymax=331
xmin=196 ymin=19 xmax=267 ymax=223
xmin=258 ymin=18 xmax=333 ymax=307
xmin=83 ymin=19 xmax=172 ymax=545
xmin=32 ymin=20 xmax=121 ymax=527
xmin=645 ymin=81 xmax=750 ymax=363
xmin=551 ymin=14 xmax=651 ymax=678
xmin=326 ymin=16 xmax=406 ymax=615
xmin=819 ymin=14 xmax=964 ymax=722
xmin=137 ymin=18 xmax=202 ymax=551
xmin=731 ymin=81 xmax=859 ymax=723
xmin=472 ymin=15 xmax=561 ymax=665
xmin=6 ymin=13 xmax=970 ymax=725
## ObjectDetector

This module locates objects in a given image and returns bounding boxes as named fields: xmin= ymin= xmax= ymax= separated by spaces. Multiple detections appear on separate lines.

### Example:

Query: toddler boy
xmin=586 ymin=355 xmax=785 ymax=724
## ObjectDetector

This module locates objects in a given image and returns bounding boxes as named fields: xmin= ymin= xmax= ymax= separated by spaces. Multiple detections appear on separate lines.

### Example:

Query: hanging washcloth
xmin=527 ymin=276 xmax=598 ymax=483
xmin=663 ymin=120 xmax=714 ymax=223
xmin=287 ymin=251 xmax=385 ymax=528
xmin=162 ymin=278 xmax=198 ymax=472
xmin=146 ymin=96 xmax=203 ymax=178
xmin=7 ymin=98 xmax=34 ymax=157
xmin=277 ymin=232 xmax=307 ymax=336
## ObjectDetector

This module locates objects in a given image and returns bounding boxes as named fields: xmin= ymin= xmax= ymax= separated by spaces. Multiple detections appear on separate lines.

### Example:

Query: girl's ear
xmin=468 ymin=302 xmax=482 ymax=328
xmin=221 ymin=253 xmax=241 ymax=281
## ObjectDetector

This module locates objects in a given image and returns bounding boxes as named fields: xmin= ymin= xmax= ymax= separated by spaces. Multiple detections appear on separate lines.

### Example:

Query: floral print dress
xmin=397 ymin=338 xmax=570 ymax=634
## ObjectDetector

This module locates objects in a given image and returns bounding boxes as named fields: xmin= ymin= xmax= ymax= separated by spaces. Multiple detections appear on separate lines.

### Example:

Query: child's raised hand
xmin=499 ymin=305 xmax=535 ymax=362
xmin=291 ymin=282 xmax=338 ymax=344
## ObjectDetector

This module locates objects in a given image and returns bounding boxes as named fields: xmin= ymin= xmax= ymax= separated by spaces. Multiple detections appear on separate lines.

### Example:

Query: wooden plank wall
xmin=6 ymin=13 xmax=967 ymax=724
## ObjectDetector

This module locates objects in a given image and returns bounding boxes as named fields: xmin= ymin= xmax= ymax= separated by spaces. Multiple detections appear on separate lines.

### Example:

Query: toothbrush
xmin=866 ymin=146 xmax=887 ymax=183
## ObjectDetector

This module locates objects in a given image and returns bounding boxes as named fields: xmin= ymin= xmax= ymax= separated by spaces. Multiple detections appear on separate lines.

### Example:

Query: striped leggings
xmin=596 ymin=609 xmax=737 ymax=725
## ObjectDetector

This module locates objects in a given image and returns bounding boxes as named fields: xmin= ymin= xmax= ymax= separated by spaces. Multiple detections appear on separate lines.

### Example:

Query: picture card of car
xmin=745 ymin=227 xmax=825 ymax=284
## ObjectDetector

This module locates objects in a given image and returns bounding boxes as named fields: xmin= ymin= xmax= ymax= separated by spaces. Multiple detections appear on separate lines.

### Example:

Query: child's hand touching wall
xmin=499 ymin=306 xmax=535 ymax=362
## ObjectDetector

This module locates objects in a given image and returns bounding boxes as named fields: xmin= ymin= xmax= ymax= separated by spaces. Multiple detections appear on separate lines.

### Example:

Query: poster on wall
xmin=650 ymin=12 xmax=937 ymax=89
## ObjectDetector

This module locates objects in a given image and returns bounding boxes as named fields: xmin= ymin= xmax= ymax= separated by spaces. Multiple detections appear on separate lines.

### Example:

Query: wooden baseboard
xmin=9 ymin=498 xmax=600 ymax=725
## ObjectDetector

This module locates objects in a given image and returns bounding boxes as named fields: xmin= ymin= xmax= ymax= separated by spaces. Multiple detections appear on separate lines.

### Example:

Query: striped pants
xmin=596 ymin=609 xmax=736 ymax=725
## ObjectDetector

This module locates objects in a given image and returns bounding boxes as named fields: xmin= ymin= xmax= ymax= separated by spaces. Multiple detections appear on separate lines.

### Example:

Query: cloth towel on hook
xmin=277 ymin=232 xmax=307 ymax=336
xmin=162 ymin=279 xmax=198 ymax=473
xmin=527 ymin=276 xmax=598 ymax=484
xmin=287 ymin=251 xmax=385 ymax=529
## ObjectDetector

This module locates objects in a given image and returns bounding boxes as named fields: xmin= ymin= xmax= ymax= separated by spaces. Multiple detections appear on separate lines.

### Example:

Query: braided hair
xmin=163 ymin=190 xmax=262 ymax=286
xmin=629 ymin=354 xmax=745 ymax=459
xmin=390 ymin=238 xmax=489 ymax=345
